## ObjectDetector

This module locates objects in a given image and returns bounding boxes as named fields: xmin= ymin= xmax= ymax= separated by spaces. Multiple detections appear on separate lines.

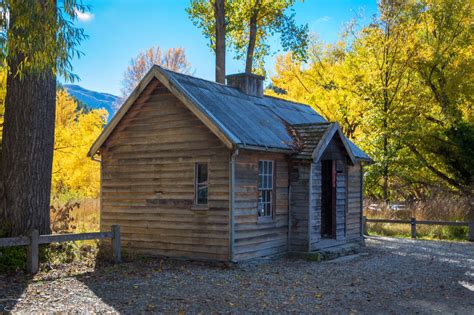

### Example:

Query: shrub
xmin=0 ymin=246 xmax=27 ymax=273
xmin=50 ymin=201 xmax=80 ymax=233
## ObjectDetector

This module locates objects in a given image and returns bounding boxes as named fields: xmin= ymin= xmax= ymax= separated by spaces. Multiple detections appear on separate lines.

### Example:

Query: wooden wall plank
xmin=346 ymin=163 xmax=363 ymax=240
xmin=100 ymin=81 xmax=231 ymax=261
xmin=289 ymin=160 xmax=310 ymax=251
xmin=233 ymin=150 xmax=289 ymax=261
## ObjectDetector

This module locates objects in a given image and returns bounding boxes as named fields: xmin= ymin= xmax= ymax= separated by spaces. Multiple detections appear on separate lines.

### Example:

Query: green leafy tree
xmin=0 ymin=0 xmax=87 ymax=236
xmin=187 ymin=0 xmax=309 ymax=74
xmin=348 ymin=0 xmax=421 ymax=201
xmin=186 ymin=0 xmax=226 ymax=83
xmin=406 ymin=0 xmax=473 ymax=198
xmin=187 ymin=0 xmax=228 ymax=81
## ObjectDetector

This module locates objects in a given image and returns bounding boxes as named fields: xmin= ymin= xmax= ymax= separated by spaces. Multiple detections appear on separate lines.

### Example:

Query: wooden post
xmin=362 ymin=216 xmax=367 ymax=236
xmin=468 ymin=222 xmax=474 ymax=242
xmin=27 ymin=229 xmax=39 ymax=274
xmin=411 ymin=217 xmax=416 ymax=239
xmin=111 ymin=225 xmax=121 ymax=263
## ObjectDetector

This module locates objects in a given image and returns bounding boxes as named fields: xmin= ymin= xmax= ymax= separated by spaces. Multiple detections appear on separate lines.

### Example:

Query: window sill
xmin=191 ymin=205 xmax=209 ymax=211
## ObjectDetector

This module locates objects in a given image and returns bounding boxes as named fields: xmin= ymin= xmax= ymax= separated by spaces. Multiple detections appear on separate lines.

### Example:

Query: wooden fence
xmin=362 ymin=216 xmax=474 ymax=241
xmin=0 ymin=225 xmax=121 ymax=274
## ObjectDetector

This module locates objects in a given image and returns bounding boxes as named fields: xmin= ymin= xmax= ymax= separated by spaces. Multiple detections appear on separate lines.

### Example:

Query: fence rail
xmin=0 ymin=225 xmax=121 ymax=274
xmin=362 ymin=216 xmax=474 ymax=241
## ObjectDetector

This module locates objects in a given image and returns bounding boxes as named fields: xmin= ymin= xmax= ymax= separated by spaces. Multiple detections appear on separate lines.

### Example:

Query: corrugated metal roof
xmin=162 ymin=68 xmax=371 ymax=161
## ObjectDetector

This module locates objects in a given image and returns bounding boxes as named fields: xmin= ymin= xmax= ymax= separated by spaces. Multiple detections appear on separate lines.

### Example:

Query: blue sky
xmin=68 ymin=0 xmax=378 ymax=96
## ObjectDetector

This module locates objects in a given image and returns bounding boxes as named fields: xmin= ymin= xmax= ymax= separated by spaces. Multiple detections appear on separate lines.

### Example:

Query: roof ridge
xmin=262 ymin=94 xmax=314 ymax=108
xmin=292 ymin=121 xmax=333 ymax=127
xmin=157 ymin=65 xmax=317 ymax=109
xmin=157 ymin=65 xmax=235 ymax=88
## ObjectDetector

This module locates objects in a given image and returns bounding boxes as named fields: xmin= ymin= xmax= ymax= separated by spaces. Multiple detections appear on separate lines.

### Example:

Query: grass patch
xmin=365 ymin=194 xmax=470 ymax=242
xmin=366 ymin=222 xmax=468 ymax=241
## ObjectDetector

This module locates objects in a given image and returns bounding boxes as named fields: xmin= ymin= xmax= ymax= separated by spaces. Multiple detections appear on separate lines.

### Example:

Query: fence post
xmin=362 ymin=216 xmax=367 ymax=236
xmin=411 ymin=217 xmax=417 ymax=239
xmin=111 ymin=225 xmax=121 ymax=263
xmin=27 ymin=229 xmax=39 ymax=274
xmin=468 ymin=222 xmax=474 ymax=242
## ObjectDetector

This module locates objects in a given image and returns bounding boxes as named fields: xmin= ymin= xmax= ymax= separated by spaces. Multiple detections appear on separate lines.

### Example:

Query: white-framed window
xmin=195 ymin=163 xmax=208 ymax=205
xmin=258 ymin=160 xmax=273 ymax=218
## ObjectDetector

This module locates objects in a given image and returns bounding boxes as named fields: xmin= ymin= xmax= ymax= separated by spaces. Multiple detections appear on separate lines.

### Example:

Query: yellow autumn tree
xmin=52 ymin=89 xmax=107 ymax=199
xmin=268 ymin=0 xmax=473 ymax=202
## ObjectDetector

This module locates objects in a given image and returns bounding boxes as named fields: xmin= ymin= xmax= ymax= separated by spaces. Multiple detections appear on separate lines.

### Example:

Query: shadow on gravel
xmin=0 ymin=272 xmax=32 ymax=312
xmin=5 ymin=238 xmax=469 ymax=313
xmin=76 ymin=256 xmax=234 ymax=313
xmin=74 ymin=238 xmax=474 ymax=314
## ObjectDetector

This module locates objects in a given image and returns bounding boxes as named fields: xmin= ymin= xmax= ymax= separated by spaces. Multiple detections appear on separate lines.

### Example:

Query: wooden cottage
xmin=88 ymin=66 xmax=372 ymax=262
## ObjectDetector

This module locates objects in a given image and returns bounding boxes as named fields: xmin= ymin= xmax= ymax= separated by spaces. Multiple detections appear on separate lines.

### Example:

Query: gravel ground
xmin=1 ymin=236 xmax=473 ymax=314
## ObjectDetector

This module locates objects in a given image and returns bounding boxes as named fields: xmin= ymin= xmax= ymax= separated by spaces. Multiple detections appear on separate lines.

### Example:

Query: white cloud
xmin=74 ymin=8 xmax=94 ymax=22
xmin=313 ymin=16 xmax=331 ymax=24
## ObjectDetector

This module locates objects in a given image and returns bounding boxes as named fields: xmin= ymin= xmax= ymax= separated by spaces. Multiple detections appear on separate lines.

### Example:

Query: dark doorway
xmin=321 ymin=160 xmax=336 ymax=238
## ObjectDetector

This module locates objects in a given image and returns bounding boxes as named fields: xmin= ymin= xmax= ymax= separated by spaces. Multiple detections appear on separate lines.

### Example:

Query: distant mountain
xmin=64 ymin=84 xmax=120 ymax=120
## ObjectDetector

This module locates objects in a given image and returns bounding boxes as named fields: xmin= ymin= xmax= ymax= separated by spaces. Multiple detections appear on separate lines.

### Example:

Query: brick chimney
xmin=226 ymin=73 xmax=264 ymax=97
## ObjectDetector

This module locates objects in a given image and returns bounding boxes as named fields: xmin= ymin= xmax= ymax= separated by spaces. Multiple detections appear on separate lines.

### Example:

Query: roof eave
xmin=357 ymin=156 xmax=375 ymax=164
xmin=236 ymin=143 xmax=296 ymax=154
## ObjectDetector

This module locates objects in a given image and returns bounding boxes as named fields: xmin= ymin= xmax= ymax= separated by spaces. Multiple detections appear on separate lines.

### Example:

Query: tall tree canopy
xmin=187 ymin=0 xmax=309 ymax=74
xmin=121 ymin=46 xmax=191 ymax=97
xmin=406 ymin=0 xmax=473 ymax=197
xmin=268 ymin=0 xmax=473 ymax=204
xmin=0 ymin=0 xmax=87 ymax=236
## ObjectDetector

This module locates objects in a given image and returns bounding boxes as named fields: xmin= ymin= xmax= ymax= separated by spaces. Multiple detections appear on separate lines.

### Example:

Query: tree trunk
xmin=245 ymin=0 xmax=259 ymax=74
xmin=1 ymin=3 xmax=56 ymax=236
xmin=214 ymin=0 xmax=226 ymax=83
xmin=382 ymin=135 xmax=389 ymax=203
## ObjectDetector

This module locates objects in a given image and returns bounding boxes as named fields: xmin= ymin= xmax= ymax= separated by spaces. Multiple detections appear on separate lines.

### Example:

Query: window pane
xmin=258 ymin=191 xmax=264 ymax=217
xmin=196 ymin=163 xmax=208 ymax=205
xmin=257 ymin=161 xmax=273 ymax=218
xmin=197 ymin=185 xmax=208 ymax=204
xmin=197 ymin=163 xmax=207 ymax=184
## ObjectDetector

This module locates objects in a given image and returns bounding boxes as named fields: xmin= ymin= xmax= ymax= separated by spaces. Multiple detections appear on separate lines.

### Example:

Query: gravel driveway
xmin=1 ymin=236 xmax=473 ymax=314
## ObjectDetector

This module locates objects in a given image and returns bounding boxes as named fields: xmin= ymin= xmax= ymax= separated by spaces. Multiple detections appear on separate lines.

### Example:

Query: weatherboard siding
xmin=309 ymin=162 xmax=322 ymax=250
xmin=335 ymin=159 xmax=346 ymax=241
xmin=289 ymin=160 xmax=310 ymax=252
xmin=346 ymin=163 xmax=363 ymax=240
xmin=233 ymin=150 xmax=289 ymax=261
xmin=100 ymin=79 xmax=231 ymax=261
xmin=96 ymin=71 xmax=367 ymax=262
